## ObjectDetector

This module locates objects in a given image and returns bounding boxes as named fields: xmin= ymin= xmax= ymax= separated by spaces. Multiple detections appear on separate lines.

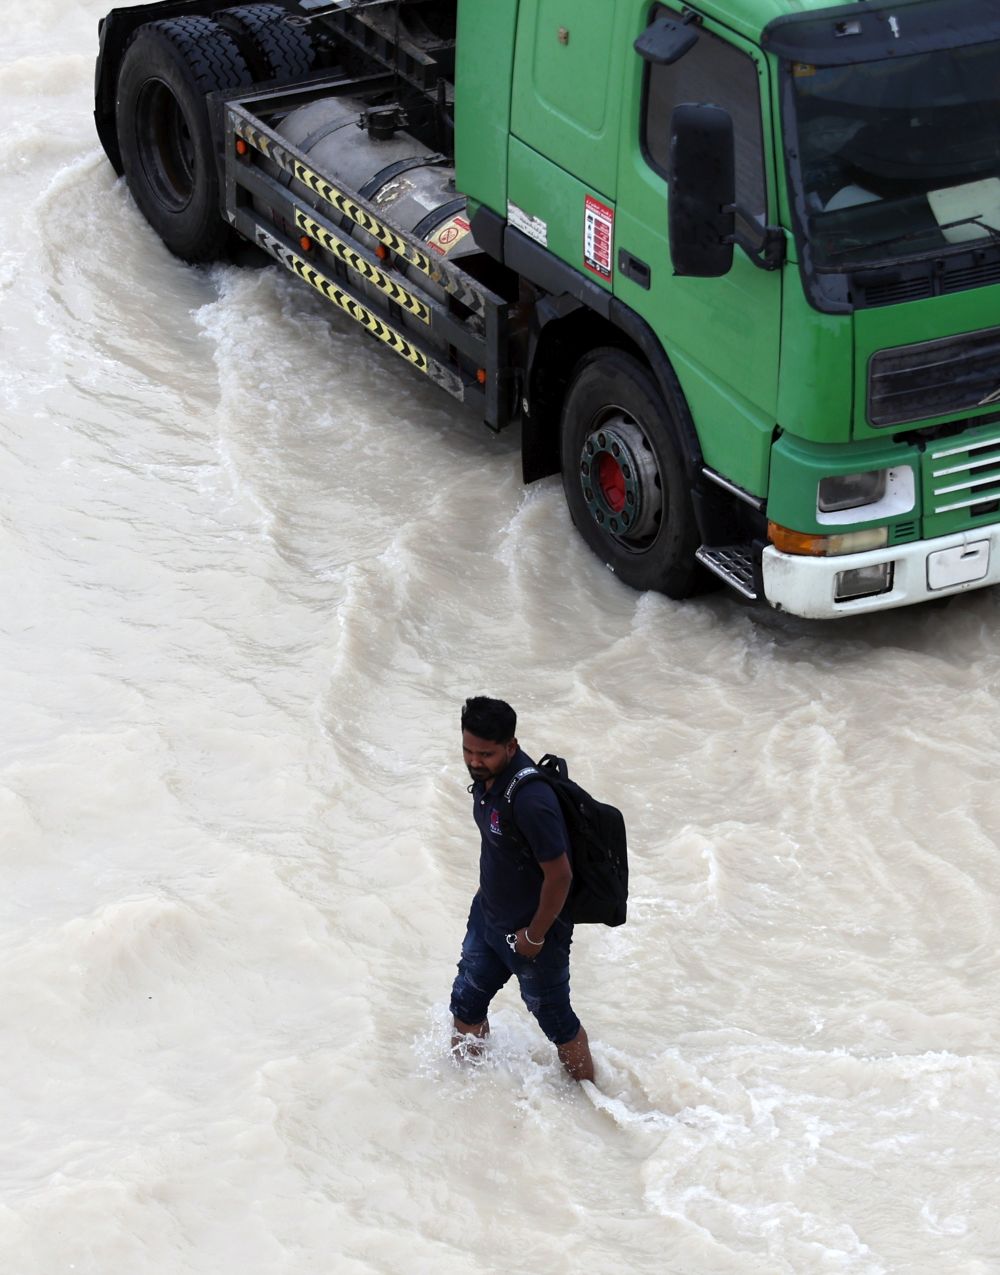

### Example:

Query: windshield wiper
xmin=826 ymin=214 xmax=1000 ymax=261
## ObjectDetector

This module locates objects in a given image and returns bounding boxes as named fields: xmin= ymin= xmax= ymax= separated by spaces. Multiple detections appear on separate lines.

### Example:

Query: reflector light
xmin=476 ymin=368 xmax=487 ymax=385
xmin=375 ymin=245 xmax=389 ymax=261
xmin=299 ymin=236 xmax=313 ymax=252
xmin=235 ymin=138 xmax=248 ymax=156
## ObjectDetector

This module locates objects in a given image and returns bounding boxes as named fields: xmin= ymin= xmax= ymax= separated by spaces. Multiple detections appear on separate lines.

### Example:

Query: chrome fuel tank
xmin=267 ymin=95 xmax=477 ymax=327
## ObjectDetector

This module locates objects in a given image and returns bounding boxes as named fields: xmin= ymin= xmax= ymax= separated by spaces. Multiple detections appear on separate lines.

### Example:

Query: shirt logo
xmin=490 ymin=808 xmax=502 ymax=836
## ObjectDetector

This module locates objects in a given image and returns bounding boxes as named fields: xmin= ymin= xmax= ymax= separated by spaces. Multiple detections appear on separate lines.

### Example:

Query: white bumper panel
xmin=761 ymin=523 xmax=1000 ymax=619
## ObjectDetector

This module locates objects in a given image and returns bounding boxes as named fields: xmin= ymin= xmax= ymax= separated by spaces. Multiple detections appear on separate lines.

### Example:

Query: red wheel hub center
xmin=597 ymin=452 xmax=626 ymax=513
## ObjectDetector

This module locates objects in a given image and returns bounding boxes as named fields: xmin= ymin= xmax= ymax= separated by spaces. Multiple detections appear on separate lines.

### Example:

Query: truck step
xmin=696 ymin=545 xmax=758 ymax=600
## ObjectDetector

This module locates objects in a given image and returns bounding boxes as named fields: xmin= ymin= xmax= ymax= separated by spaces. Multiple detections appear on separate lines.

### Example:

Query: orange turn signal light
xmin=768 ymin=521 xmax=889 ymax=557
xmin=375 ymin=244 xmax=389 ymax=261
xmin=235 ymin=138 xmax=248 ymax=157
xmin=768 ymin=522 xmax=828 ymax=556
xmin=476 ymin=368 xmax=487 ymax=385
xmin=299 ymin=236 xmax=313 ymax=252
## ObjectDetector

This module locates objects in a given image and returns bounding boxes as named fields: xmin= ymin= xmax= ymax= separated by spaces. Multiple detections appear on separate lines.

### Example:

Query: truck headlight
xmin=816 ymin=465 xmax=915 ymax=524
xmin=818 ymin=469 xmax=887 ymax=513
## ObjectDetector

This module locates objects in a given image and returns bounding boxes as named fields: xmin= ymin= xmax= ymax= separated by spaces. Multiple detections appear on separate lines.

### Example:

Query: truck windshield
xmin=787 ymin=39 xmax=1000 ymax=269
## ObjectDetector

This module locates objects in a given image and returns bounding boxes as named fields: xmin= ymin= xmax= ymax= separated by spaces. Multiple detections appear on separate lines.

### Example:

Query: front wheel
xmin=560 ymin=348 xmax=700 ymax=597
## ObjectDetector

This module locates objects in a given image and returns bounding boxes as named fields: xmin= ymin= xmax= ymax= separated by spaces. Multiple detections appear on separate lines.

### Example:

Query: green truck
xmin=94 ymin=0 xmax=1000 ymax=618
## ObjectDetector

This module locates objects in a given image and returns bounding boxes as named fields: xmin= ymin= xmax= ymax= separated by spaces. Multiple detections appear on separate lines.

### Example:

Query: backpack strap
xmin=500 ymin=765 xmax=546 ymax=852
xmin=505 ymin=765 xmax=543 ymax=846
xmin=502 ymin=765 xmax=542 ymax=805
xmin=500 ymin=756 xmax=569 ymax=848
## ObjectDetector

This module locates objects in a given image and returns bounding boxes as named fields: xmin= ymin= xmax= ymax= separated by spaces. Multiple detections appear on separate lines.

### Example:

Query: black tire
xmin=560 ymin=348 xmax=701 ymax=597
xmin=214 ymin=5 xmax=316 ymax=82
xmin=115 ymin=17 xmax=252 ymax=262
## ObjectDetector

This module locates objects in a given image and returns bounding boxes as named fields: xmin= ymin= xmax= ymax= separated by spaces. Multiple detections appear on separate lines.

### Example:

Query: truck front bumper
xmin=761 ymin=523 xmax=1000 ymax=619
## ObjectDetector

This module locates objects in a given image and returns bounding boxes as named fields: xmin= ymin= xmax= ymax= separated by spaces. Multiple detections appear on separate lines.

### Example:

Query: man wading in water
xmin=450 ymin=696 xmax=595 ymax=1082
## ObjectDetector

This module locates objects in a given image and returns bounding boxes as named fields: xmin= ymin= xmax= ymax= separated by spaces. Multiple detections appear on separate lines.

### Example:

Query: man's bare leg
xmin=557 ymin=1026 xmax=594 ymax=1082
xmin=452 ymin=1016 xmax=489 ymax=1061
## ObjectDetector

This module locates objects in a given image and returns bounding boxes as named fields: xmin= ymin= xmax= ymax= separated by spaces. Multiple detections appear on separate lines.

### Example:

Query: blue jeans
xmin=449 ymin=894 xmax=581 ymax=1046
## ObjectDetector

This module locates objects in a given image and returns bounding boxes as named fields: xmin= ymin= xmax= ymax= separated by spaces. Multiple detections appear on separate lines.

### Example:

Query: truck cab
xmin=457 ymin=0 xmax=1000 ymax=617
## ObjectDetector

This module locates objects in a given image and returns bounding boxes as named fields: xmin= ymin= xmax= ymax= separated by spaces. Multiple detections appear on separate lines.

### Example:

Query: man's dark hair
xmin=461 ymin=696 xmax=516 ymax=743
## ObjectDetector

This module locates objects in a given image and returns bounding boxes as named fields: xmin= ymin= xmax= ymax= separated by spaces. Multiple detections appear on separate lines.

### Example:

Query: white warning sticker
xmin=584 ymin=194 xmax=614 ymax=279
xmin=507 ymin=200 xmax=548 ymax=247
xmin=427 ymin=213 xmax=471 ymax=256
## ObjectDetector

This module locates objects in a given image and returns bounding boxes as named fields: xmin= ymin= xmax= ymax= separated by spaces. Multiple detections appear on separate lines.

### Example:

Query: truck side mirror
xmin=667 ymin=103 xmax=736 ymax=278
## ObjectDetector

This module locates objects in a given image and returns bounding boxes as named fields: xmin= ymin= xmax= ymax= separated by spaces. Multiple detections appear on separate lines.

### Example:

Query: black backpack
xmin=500 ymin=754 xmax=628 ymax=927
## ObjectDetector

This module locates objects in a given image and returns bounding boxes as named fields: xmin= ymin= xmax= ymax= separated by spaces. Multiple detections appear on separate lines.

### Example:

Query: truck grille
xmin=923 ymin=428 xmax=1000 ymax=535
xmin=868 ymin=327 xmax=1000 ymax=427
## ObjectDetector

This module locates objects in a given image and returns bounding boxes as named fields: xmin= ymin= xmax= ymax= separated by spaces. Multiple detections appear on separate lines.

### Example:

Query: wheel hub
xmin=579 ymin=414 xmax=661 ymax=543
xmin=136 ymin=77 xmax=196 ymax=212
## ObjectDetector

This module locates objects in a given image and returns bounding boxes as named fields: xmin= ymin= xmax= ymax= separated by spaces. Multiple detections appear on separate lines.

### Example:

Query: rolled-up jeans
xmin=449 ymin=893 xmax=580 ymax=1046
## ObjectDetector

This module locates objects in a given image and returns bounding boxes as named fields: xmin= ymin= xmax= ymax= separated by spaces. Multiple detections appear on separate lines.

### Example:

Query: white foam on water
xmin=580 ymin=1081 xmax=676 ymax=1132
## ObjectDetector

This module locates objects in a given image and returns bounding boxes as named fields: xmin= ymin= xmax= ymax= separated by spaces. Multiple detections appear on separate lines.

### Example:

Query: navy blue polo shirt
xmin=471 ymin=748 xmax=572 ymax=932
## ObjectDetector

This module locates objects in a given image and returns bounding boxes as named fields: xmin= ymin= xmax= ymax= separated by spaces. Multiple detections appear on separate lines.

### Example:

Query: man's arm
xmin=513 ymin=853 xmax=572 ymax=957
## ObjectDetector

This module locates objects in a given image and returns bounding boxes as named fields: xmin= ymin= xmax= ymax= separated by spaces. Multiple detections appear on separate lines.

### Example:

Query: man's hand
xmin=508 ymin=927 xmax=546 ymax=958
xmin=505 ymin=854 xmax=571 ymax=959
xmin=514 ymin=927 xmax=545 ymax=957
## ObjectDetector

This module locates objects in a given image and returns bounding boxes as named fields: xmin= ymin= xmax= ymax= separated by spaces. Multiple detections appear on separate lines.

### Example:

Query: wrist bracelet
xmin=524 ymin=928 xmax=545 ymax=947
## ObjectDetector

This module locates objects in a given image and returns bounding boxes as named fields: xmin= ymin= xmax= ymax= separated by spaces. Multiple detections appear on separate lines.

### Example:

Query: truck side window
xmin=643 ymin=13 xmax=766 ymax=223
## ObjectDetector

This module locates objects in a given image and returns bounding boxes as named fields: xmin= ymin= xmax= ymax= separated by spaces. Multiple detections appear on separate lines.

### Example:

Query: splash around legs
xmin=452 ymin=1016 xmax=595 ymax=1084
xmin=557 ymin=1026 xmax=595 ymax=1083
xmin=451 ymin=1016 xmax=490 ymax=1063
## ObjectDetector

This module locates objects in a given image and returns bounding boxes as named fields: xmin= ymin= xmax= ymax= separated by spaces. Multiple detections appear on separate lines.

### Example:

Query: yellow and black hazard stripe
xmin=232 ymin=113 xmax=485 ymax=318
xmin=255 ymin=228 xmax=464 ymax=399
xmin=236 ymin=119 xmax=435 ymax=273
xmin=294 ymin=211 xmax=430 ymax=325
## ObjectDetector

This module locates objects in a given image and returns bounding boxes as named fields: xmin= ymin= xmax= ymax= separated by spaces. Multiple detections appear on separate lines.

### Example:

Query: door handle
xmin=618 ymin=248 xmax=651 ymax=289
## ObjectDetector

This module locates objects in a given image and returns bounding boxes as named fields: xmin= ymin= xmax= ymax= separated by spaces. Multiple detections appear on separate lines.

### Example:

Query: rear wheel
xmin=560 ymin=348 xmax=700 ymax=597
xmin=115 ymin=16 xmax=252 ymax=261
xmin=214 ymin=5 xmax=316 ymax=82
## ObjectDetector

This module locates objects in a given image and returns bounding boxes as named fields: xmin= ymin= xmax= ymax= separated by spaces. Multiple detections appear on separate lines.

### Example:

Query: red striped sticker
xmin=584 ymin=195 xmax=614 ymax=279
